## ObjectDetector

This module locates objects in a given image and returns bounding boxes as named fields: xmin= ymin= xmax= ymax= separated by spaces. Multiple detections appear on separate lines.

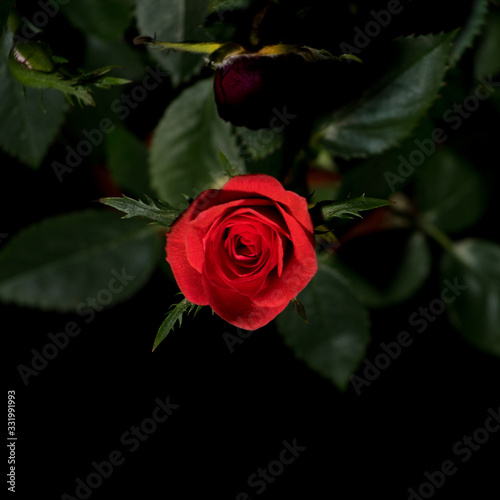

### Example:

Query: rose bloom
xmin=166 ymin=174 xmax=318 ymax=330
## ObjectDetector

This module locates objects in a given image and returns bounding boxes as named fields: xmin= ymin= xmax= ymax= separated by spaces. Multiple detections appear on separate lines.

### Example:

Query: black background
xmin=4 ymin=0 xmax=500 ymax=499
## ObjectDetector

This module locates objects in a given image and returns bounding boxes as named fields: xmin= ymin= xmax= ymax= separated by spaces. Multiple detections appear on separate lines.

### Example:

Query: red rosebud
xmin=213 ymin=53 xmax=307 ymax=129
xmin=166 ymin=174 xmax=318 ymax=330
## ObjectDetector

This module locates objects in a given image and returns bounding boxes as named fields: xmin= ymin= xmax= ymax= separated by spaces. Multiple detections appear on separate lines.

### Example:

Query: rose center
xmin=234 ymin=234 xmax=258 ymax=258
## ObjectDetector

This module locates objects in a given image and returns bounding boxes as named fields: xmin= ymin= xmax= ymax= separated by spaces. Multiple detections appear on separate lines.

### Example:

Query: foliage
xmin=1 ymin=0 xmax=499 ymax=390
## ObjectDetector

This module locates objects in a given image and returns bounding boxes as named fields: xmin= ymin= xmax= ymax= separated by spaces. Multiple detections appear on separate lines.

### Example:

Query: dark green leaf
xmin=415 ymin=147 xmax=486 ymax=234
xmin=234 ymin=125 xmax=285 ymax=161
xmin=99 ymin=195 xmax=182 ymax=227
xmin=331 ymin=230 xmax=432 ymax=308
xmin=319 ymin=32 xmax=457 ymax=158
xmin=105 ymin=126 xmax=151 ymax=197
xmin=149 ymin=78 xmax=242 ymax=206
xmin=60 ymin=0 xmax=134 ymax=40
xmin=440 ymin=239 xmax=500 ymax=356
xmin=337 ymin=117 xmax=438 ymax=199
xmin=276 ymin=265 xmax=371 ymax=390
xmin=474 ymin=7 xmax=500 ymax=78
xmin=0 ymin=210 xmax=158 ymax=311
xmin=135 ymin=0 xmax=211 ymax=85
xmin=0 ymin=50 xmax=66 ymax=168
xmin=450 ymin=0 xmax=488 ymax=65
xmin=0 ymin=2 xmax=14 ymax=35
xmin=153 ymin=298 xmax=203 ymax=351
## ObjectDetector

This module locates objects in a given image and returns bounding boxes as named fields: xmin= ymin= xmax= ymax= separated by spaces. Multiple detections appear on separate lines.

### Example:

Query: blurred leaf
xmin=0 ymin=3 xmax=14 ymax=34
xmin=319 ymin=32 xmax=457 ymax=158
xmin=60 ymin=0 xmax=134 ymax=40
xmin=153 ymin=297 xmax=202 ymax=351
xmin=209 ymin=0 xmax=251 ymax=9
xmin=415 ymin=147 xmax=486 ymax=234
xmin=217 ymin=149 xmax=242 ymax=176
xmin=105 ymin=126 xmax=151 ymax=197
xmin=0 ymin=51 xmax=66 ymax=168
xmin=331 ymin=230 xmax=432 ymax=308
xmin=135 ymin=0 xmax=211 ymax=86
xmin=474 ymin=7 xmax=500 ymax=78
xmin=99 ymin=195 xmax=182 ymax=227
xmin=234 ymin=125 xmax=285 ymax=161
xmin=441 ymin=239 xmax=500 ymax=356
xmin=0 ymin=210 xmax=158 ymax=312
xmin=337 ymin=118 xmax=440 ymax=199
xmin=150 ymin=78 xmax=242 ymax=206
xmin=450 ymin=0 xmax=488 ymax=65
xmin=276 ymin=264 xmax=371 ymax=390
xmin=85 ymin=35 xmax=146 ymax=82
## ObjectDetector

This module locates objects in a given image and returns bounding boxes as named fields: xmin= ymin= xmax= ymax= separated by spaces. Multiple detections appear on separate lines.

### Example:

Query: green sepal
xmin=292 ymin=297 xmax=308 ymax=324
xmin=99 ymin=195 xmax=183 ymax=227
xmin=133 ymin=36 xmax=225 ymax=55
xmin=310 ymin=196 xmax=392 ymax=227
xmin=132 ymin=36 xmax=363 ymax=68
xmin=153 ymin=297 xmax=203 ymax=351
xmin=217 ymin=149 xmax=241 ymax=177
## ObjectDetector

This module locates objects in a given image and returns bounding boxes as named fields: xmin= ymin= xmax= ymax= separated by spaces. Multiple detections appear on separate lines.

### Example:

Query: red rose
xmin=166 ymin=174 xmax=318 ymax=330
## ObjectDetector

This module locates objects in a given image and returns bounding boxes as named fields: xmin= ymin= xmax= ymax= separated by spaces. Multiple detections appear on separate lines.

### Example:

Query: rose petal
xmin=218 ymin=174 xmax=315 ymax=236
xmin=185 ymin=198 xmax=275 ymax=273
xmin=165 ymin=189 xmax=220 ymax=305
xmin=250 ymin=202 xmax=317 ymax=307
xmin=202 ymin=278 xmax=288 ymax=331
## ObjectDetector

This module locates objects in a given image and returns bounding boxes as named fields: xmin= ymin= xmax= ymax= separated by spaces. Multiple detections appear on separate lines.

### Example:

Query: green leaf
xmin=0 ymin=210 xmax=158 ymax=311
xmin=474 ymin=7 xmax=500 ymax=78
xmin=217 ymin=149 xmax=242 ymax=177
xmin=0 ymin=51 xmax=66 ymax=168
xmin=234 ymin=125 xmax=285 ymax=161
xmin=135 ymin=0 xmax=211 ymax=85
xmin=311 ymin=196 xmax=391 ymax=226
xmin=0 ymin=2 xmax=14 ymax=35
xmin=331 ymin=230 xmax=432 ymax=309
xmin=450 ymin=0 xmax=489 ymax=65
xmin=337 ymin=117 xmax=437 ymax=199
xmin=153 ymin=297 xmax=202 ymax=351
xmin=415 ymin=147 xmax=486 ymax=234
xmin=319 ymin=32 xmax=457 ymax=158
xmin=149 ymin=78 xmax=242 ymax=206
xmin=99 ymin=195 xmax=182 ymax=227
xmin=60 ymin=0 xmax=134 ymax=40
xmin=276 ymin=265 xmax=371 ymax=390
xmin=440 ymin=239 xmax=500 ymax=356
xmin=105 ymin=125 xmax=151 ymax=197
